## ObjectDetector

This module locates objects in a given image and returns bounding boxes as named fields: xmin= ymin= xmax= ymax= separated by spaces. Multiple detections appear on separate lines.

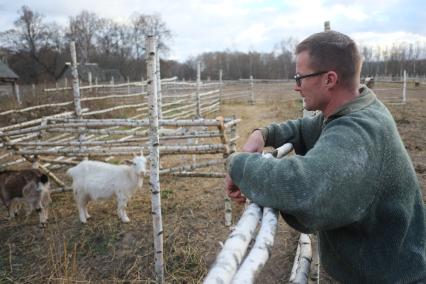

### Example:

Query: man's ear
xmin=325 ymin=71 xmax=338 ymax=87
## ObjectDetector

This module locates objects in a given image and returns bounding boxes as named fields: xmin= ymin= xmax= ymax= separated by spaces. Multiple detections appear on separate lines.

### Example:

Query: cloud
xmin=235 ymin=23 xmax=269 ymax=46
xmin=0 ymin=0 xmax=425 ymax=61
xmin=353 ymin=31 xmax=426 ymax=47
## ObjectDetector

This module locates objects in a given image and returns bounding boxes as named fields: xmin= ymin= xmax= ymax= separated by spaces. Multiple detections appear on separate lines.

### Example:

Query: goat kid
xmin=0 ymin=169 xmax=51 ymax=227
xmin=67 ymin=153 xmax=147 ymax=224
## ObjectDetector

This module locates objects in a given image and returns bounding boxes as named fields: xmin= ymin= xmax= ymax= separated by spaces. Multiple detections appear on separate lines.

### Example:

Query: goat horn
xmin=133 ymin=152 xmax=137 ymax=157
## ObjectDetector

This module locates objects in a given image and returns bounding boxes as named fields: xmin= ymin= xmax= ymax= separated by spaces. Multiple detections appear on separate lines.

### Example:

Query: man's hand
xmin=225 ymin=174 xmax=246 ymax=204
xmin=225 ymin=129 xmax=265 ymax=204
xmin=242 ymin=129 xmax=265 ymax=153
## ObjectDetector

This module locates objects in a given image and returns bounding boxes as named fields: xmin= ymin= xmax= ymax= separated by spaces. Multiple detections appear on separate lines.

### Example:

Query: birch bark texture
xmin=70 ymin=42 xmax=82 ymax=119
xmin=146 ymin=35 xmax=165 ymax=283
xmin=204 ymin=143 xmax=293 ymax=284
xmin=156 ymin=48 xmax=163 ymax=119
xmin=403 ymin=70 xmax=407 ymax=103
xmin=289 ymin=234 xmax=312 ymax=284
xmin=250 ymin=75 xmax=255 ymax=105
xmin=204 ymin=203 xmax=262 ymax=284
xmin=69 ymin=41 xmax=86 ymax=153
xmin=196 ymin=62 xmax=201 ymax=117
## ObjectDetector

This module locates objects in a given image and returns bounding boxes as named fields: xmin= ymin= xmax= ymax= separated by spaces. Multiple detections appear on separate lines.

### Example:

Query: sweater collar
xmin=325 ymin=85 xmax=376 ymax=122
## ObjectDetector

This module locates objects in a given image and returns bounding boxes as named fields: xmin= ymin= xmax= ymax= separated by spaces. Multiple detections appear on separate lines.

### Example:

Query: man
xmin=225 ymin=30 xmax=426 ymax=283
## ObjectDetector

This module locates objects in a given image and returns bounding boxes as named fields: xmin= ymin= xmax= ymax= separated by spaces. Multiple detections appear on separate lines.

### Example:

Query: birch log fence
xmin=0 ymin=36 xmax=243 ymax=283
xmin=204 ymin=143 xmax=314 ymax=284
xmin=0 ymin=74 xmax=231 ymax=173
xmin=0 ymin=36 xmax=308 ymax=284
xmin=0 ymin=44 xmax=246 ymax=189
xmin=372 ymin=70 xmax=408 ymax=104
xmin=0 ymin=36 xmax=241 ymax=206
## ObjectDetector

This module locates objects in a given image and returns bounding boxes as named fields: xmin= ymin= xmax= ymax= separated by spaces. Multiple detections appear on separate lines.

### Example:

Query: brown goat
xmin=0 ymin=169 xmax=51 ymax=227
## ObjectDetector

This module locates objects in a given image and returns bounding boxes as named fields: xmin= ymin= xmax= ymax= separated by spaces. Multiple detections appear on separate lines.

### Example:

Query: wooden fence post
xmin=70 ymin=42 xmax=82 ymax=119
xmin=127 ymin=77 xmax=130 ymax=94
xmin=324 ymin=21 xmax=331 ymax=31
xmin=146 ymin=35 xmax=165 ymax=283
xmin=33 ymin=118 xmax=47 ymax=168
xmin=403 ymin=70 xmax=407 ymax=103
xmin=156 ymin=49 xmax=163 ymax=120
xmin=70 ymin=41 xmax=85 ymax=155
xmin=196 ymin=62 xmax=201 ymax=118
xmin=88 ymin=71 xmax=92 ymax=92
xmin=141 ymin=76 xmax=145 ymax=93
xmin=13 ymin=82 xmax=21 ymax=105
xmin=219 ymin=69 xmax=223 ymax=107
xmin=110 ymin=76 xmax=114 ymax=95
xmin=224 ymin=116 xmax=238 ymax=226
xmin=250 ymin=75 xmax=255 ymax=105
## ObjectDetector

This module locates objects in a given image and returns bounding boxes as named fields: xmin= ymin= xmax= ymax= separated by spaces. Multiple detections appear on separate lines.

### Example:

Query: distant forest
xmin=1 ymin=6 xmax=426 ymax=84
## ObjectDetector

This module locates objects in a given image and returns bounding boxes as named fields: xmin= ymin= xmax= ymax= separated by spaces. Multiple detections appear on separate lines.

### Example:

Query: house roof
xmin=0 ymin=62 xmax=19 ymax=79
xmin=57 ymin=63 xmax=125 ymax=83
xmin=104 ymin=69 xmax=125 ymax=82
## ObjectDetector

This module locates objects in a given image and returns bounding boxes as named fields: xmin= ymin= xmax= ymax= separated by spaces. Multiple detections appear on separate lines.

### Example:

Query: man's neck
xmin=322 ymin=86 xmax=359 ymax=118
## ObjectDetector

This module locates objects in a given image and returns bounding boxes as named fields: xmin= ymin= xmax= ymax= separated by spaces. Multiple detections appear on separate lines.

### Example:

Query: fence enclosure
xmin=1 ymin=37 xmax=421 ymax=283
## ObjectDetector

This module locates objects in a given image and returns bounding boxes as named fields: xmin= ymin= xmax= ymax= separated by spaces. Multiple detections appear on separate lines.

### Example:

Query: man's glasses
xmin=294 ymin=71 xmax=328 ymax=87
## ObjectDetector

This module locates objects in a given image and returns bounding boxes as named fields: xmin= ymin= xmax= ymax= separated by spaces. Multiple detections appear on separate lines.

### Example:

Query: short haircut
xmin=296 ymin=30 xmax=362 ymax=89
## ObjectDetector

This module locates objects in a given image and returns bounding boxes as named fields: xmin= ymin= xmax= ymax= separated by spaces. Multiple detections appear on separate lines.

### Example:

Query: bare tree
xmin=97 ymin=19 xmax=131 ymax=58
xmin=67 ymin=10 xmax=101 ymax=63
xmin=14 ymin=6 xmax=49 ymax=55
xmin=130 ymin=13 xmax=172 ymax=56
xmin=0 ymin=5 xmax=65 ymax=80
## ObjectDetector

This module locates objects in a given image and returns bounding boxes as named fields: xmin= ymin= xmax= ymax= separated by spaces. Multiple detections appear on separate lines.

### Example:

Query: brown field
xmin=0 ymin=82 xmax=425 ymax=283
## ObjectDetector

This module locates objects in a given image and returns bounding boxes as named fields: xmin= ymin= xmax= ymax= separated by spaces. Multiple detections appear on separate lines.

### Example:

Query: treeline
xmin=361 ymin=44 xmax=426 ymax=78
xmin=1 ymin=5 xmax=426 ymax=84
xmin=0 ymin=6 xmax=171 ymax=83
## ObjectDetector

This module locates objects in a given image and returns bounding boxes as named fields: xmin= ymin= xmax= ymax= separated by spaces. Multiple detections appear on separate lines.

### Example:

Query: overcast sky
xmin=1 ymin=0 xmax=425 ymax=62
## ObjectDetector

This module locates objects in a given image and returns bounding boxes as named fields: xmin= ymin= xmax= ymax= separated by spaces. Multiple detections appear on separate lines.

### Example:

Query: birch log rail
xmin=289 ymin=234 xmax=312 ymax=284
xmin=204 ymin=143 xmax=294 ymax=284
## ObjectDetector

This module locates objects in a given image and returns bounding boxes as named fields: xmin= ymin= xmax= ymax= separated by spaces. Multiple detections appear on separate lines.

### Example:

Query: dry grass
xmin=0 ymin=82 xmax=425 ymax=283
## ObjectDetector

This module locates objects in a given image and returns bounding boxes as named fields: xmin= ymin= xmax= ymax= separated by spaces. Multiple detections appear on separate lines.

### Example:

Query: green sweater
xmin=227 ymin=86 xmax=426 ymax=283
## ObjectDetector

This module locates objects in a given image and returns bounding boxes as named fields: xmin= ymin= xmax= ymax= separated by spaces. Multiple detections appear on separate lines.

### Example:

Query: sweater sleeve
xmin=228 ymin=117 xmax=381 ymax=232
xmin=263 ymin=114 xmax=323 ymax=155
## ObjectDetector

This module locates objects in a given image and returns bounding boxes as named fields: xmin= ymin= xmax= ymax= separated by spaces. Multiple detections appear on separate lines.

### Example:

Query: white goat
xmin=67 ymin=153 xmax=147 ymax=223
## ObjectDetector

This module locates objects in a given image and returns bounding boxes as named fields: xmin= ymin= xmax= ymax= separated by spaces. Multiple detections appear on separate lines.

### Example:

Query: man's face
xmin=294 ymin=51 xmax=328 ymax=111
